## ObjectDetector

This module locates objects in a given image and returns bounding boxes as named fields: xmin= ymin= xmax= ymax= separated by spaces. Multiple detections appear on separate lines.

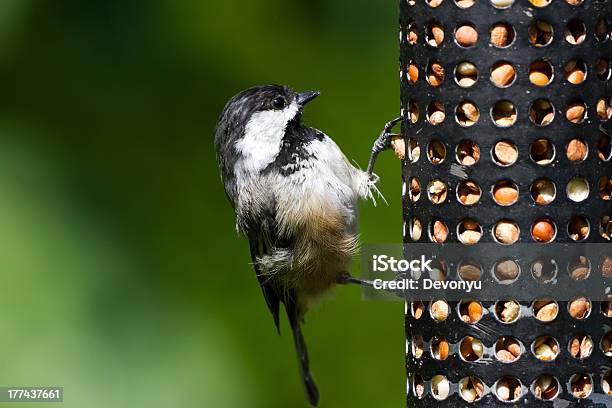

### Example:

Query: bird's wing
xmin=246 ymin=209 xmax=320 ymax=406
xmin=247 ymin=214 xmax=282 ymax=332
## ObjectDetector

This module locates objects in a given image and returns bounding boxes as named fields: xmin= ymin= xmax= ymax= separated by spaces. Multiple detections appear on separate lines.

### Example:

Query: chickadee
xmin=214 ymin=84 xmax=400 ymax=406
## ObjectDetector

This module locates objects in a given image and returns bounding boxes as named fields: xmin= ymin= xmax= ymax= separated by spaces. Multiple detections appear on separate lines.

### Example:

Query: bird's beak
xmin=296 ymin=90 xmax=321 ymax=107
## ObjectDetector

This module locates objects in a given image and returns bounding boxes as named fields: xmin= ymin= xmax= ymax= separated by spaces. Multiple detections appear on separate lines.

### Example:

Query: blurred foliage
xmin=0 ymin=1 xmax=403 ymax=407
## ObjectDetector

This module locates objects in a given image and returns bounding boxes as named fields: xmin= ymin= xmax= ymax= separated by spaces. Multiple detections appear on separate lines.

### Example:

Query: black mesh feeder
xmin=399 ymin=0 xmax=612 ymax=405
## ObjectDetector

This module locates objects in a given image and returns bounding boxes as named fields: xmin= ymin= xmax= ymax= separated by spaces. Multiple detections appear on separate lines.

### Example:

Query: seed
xmin=493 ymin=180 xmax=519 ymax=206
xmin=428 ymin=111 xmax=444 ymax=125
xmin=533 ymin=299 xmax=558 ymax=322
xmin=494 ymin=259 xmax=520 ymax=283
xmin=413 ymin=335 xmax=424 ymax=358
xmin=427 ymin=101 xmax=445 ymax=125
xmin=407 ymin=101 xmax=419 ymax=124
xmin=457 ymin=180 xmax=481 ymax=205
xmin=457 ymin=61 xmax=477 ymax=75
xmin=391 ymin=136 xmax=405 ymax=160
xmin=432 ymin=220 xmax=448 ymax=243
xmin=494 ymin=220 xmax=519 ymax=244
xmin=567 ymin=177 xmax=589 ymax=202
xmin=533 ymin=335 xmax=559 ymax=360
xmin=603 ymin=372 xmax=612 ymax=395
xmin=597 ymin=58 xmax=611 ymax=80
xmin=569 ymin=256 xmax=590 ymax=281
xmin=460 ymin=336 xmax=484 ymax=361
xmin=491 ymin=100 xmax=517 ymax=126
xmin=528 ymin=20 xmax=553 ymax=47
xmin=428 ymin=179 xmax=447 ymax=204
xmin=427 ymin=62 xmax=444 ymax=86
xmin=531 ymin=257 xmax=557 ymax=283
xmin=496 ymin=349 xmax=516 ymax=362
xmin=531 ymin=178 xmax=555 ymax=205
xmin=501 ymin=300 xmax=520 ymax=322
xmin=597 ymin=97 xmax=612 ymax=121
xmin=605 ymin=302 xmax=612 ymax=317
xmin=405 ymin=138 xmax=419 ymax=163
xmin=568 ymin=215 xmax=589 ymax=241
xmin=495 ymin=337 xmax=522 ymax=363
xmin=570 ymin=374 xmax=592 ymax=399
xmin=529 ymin=60 xmax=553 ymax=86
xmin=565 ymin=59 xmax=586 ymax=84
xmin=456 ymin=0 xmax=475 ymax=8
xmin=531 ymin=218 xmax=555 ymax=242
xmin=431 ymin=375 xmax=450 ymax=400
xmin=599 ymin=176 xmax=612 ymax=200
xmin=601 ymin=216 xmax=612 ymax=240
xmin=565 ymin=19 xmax=586 ymax=45
xmin=427 ymin=22 xmax=444 ymax=46
xmin=603 ymin=257 xmax=612 ymax=278
xmin=412 ymin=301 xmax=424 ymax=319
xmin=533 ymin=375 xmax=559 ymax=400
xmin=458 ymin=259 xmax=482 ymax=281
xmin=529 ymin=72 xmax=549 ymax=86
xmin=455 ymin=61 xmax=477 ymax=87
xmin=491 ymin=0 xmax=514 ymax=8
xmin=529 ymin=0 xmax=550 ymax=6
xmin=603 ymin=331 xmax=612 ymax=355
xmin=431 ymin=336 xmax=449 ymax=360
xmin=529 ymin=99 xmax=554 ymax=126
xmin=413 ymin=375 xmax=424 ymax=398
xmin=429 ymin=260 xmax=447 ymax=281
xmin=427 ymin=140 xmax=445 ymax=164
xmin=566 ymin=138 xmax=587 ymax=161
xmin=598 ymin=133 xmax=611 ymax=161
xmin=408 ymin=178 xmax=421 ymax=203
xmin=566 ymin=101 xmax=586 ymax=123
xmin=460 ymin=376 xmax=484 ymax=402
xmin=460 ymin=299 xmax=483 ymax=323
xmin=490 ymin=23 xmax=514 ymax=47
xmin=568 ymin=297 xmax=590 ymax=319
xmin=457 ymin=140 xmax=480 ymax=166
xmin=493 ymin=140 xmax=518 ymax=166
xmin=458 ymin=219 xmax=482 ymax=244
xmin=456 ymin=24 xmax=478 ymax=47
xmin=408 ymin=62 xmax=419 ymax=83
xmin=456 ymin=101 xmax=479 ymax=126
xmin=530 ymin=139 xmax=555 ymax=165
xmin=408 ymin=23 xmax=418 ymax=44
xmin=431 ymin=300 xmax=449 ymax=321
xmin=569 ymin=334 xmax=593 ymax=359
xmin=410 ymin=217 xmax=422 ymax=241
xmin=495 ymin=300 xmax=520 ymax=323
xmin=491 ymin=62 xmax=516 ymax=87
xmin=496 ymin=377 xmax=521 ymax=401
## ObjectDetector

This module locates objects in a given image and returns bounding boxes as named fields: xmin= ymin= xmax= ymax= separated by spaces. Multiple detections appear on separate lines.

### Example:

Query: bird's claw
xmin=366 ymin=116 xmax=403 ymax=179
xmin=384 ymin=116 xmax=403 ymax=134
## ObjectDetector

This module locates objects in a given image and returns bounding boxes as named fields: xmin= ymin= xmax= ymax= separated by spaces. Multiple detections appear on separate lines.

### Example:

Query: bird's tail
xmin=286 ymin=299 xmax=320 ymax=406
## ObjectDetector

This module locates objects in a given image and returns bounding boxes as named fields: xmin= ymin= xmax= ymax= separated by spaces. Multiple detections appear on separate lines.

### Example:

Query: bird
xmin=214 ymin=84 xmax=400 ymax=406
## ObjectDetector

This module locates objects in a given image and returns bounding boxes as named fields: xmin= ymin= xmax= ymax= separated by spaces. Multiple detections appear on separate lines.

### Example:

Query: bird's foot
xmin=366 ymin=116 xmax=403 ymax=180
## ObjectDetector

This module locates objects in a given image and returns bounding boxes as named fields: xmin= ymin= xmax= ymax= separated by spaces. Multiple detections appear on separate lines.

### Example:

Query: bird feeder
xmin=400 ymin=0 xmax=612 ymax=404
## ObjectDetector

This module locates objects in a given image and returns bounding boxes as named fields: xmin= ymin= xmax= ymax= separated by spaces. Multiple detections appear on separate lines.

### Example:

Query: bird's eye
xmin=272 ymin=96 xmax=286 ymax=110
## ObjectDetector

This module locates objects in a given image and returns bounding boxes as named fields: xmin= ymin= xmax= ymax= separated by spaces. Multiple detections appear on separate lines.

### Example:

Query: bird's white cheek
xmin=235 ymin=102 xmax=299 ymax=175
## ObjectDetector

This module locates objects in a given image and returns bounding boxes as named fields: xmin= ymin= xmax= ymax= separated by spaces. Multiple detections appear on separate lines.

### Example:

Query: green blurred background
xmin=1 ymin=1 xmax=403 ymax=407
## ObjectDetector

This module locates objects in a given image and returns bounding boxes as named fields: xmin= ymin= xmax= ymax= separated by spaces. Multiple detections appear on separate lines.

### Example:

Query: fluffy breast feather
xmin=269 ymin=135 xmax=374 ymax=294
